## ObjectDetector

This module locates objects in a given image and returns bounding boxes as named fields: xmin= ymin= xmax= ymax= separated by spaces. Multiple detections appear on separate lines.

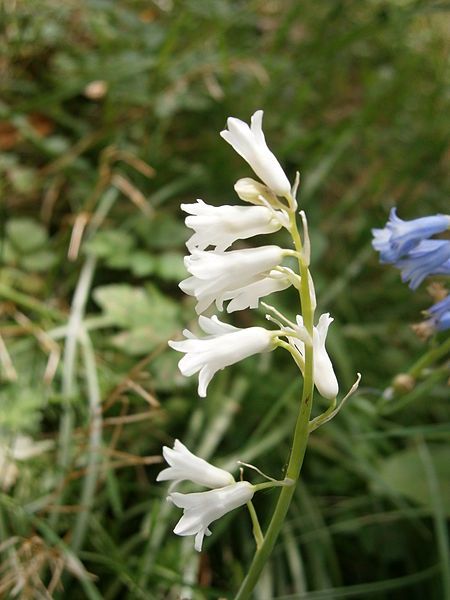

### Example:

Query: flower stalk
xmin=234 ymin=201 xmax=316 ymax=600
xmin=158 ymin=110 xmax=357 ymax=595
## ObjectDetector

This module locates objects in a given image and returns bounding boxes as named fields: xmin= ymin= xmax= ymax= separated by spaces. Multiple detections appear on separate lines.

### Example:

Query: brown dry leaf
xmin=0 ymin=121 xmax=19 ymax=150
xmin=28 ymin=113 xmax=54 ymax=137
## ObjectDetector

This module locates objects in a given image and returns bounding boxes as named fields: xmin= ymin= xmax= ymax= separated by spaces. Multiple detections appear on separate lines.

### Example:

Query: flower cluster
xmin=157 ymin=440 xmax=254 ymax=551
xmin=161 ymin=110 xmax=342 ymax=551
xmin=372 ymin=208 xmax=450 ymax=289
xmin=372 ymin=208 xmax=450 ymax=336
xmin=169 ymin=110 xmax=338 ymax=399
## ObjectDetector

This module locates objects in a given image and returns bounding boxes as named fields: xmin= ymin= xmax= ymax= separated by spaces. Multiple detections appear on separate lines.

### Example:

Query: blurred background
xmin=1 ymin=0 xmax=449 ymax=598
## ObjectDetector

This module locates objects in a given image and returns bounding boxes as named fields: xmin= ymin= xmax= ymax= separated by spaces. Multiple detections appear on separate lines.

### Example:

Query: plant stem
xmin=70 ymin=330 xmax=103 ymax=553
xmin=50 ymin=254 xmax=97 ymax=529
xmin=0 ymin=282 xmax=65 ymax=322
xmin=408 ymin=335 xmax=450 ymax=379
xmin=234 ymin=209 xmax=315 ymax=600
xmin=50 ymin=187 xmax=118 ymax=529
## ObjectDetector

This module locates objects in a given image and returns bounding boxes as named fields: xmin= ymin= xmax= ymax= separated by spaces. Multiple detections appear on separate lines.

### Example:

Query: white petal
xmin=198 ymin=365 xmax=215 ymax=397
xmin=194 ymin=530 xmax=207 ymax=551
xmin=198 ymin=315 xmax=240 ymax=335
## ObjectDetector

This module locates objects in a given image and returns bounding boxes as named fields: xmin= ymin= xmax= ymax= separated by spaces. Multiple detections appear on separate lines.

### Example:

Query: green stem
xmin=70 ymin=331 xmax=103 ymax=553
xmin=234 ymin=208 xmax=315 ymax=600
xmin=408 ymin=335 xmax=450 ymax=379
xmin=0 ymin=282 xmax=65 ymax=322
xmin=50 ymin=187 xmax=118 ymax=530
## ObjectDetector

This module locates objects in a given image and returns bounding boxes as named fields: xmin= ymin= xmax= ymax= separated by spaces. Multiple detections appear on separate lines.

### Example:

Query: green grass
xmin=1 ymin=0 xmax=449 ymax=598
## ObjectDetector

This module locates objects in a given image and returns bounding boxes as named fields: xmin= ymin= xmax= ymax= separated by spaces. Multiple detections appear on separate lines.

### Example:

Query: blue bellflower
xmin=396 ymin=240 xmax=450 ymax=290
xmin=426 ymin=295 xmax=450 ymax=332
xmin=372 ymin=208 xmax=450 ymax=263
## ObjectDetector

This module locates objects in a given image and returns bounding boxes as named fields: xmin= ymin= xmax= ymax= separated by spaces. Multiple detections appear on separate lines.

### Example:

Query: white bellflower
xmin=291 ymin=313 xmax=339 ymax=400
xmin=169 ymin=481 xmax=255 ymax=551
xmin=169 ymin=315 xmax=274 ymax=397
xmin=157 ymin=439 xmax=234 ymax=488
xmin=221 ymin=270 xmax=291 ymax=313
xmin=220 ymin=110 xmax=291 ymax=196
xmin=182 ymin=200 xmax=287 ymax=252
xmin=180 ymin=245 xmax=285 ymax=314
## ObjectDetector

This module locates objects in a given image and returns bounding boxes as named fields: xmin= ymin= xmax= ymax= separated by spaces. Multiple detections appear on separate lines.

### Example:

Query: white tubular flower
xmin=168 ymin=315 xmax=275 ymax=397
xmin=222 ymin=270 xmax=291 ymax=313
xmin=220 ymin=110 xmax=291 ymax=197
xmin=234 ymin=178 xmax=278 ymax=207
xmin=180 ymin=245 xmax=285 ymax=314
xmin=157 ymin=439 xmax=234 ymax=488
xmin=291 ymin=313 xmax=339 ymax=400
xmin=181 ymin=199 xmax=287 ymax=252
xmin=169 ymin=481 xmax=254 ymax=551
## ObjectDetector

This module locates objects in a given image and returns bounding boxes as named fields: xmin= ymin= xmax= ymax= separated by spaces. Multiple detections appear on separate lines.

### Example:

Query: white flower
xmin=181 ymin=199 xmax=287 ymax=252
xmin=234 ymin=178 xmax=279 ymax=207
xmin=221 ymin=270 xmax=291 ymax=313
xmin=168 ymin=315 xmax=275 ymax=397
xmin=157 ymin=439 xmax=234 ymax=488
xmin=290 ymin=313 xmax=339 ymax=400
xmin=180 ymin=245 xmax=285 ymax=314
xmin=169 ymin=481 xmax=254 ymax=551
xmin=220 ymin=110 xmax=291 ymax=197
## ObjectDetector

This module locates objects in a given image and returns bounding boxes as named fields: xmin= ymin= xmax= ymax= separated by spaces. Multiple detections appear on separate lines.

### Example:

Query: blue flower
xmin=426 ymin=295 xmax=450 ymax=332
xmin=396 ymin=240 xmax=450 ymax=290
xmin=372 ymin=208 xmax=450 ymax=263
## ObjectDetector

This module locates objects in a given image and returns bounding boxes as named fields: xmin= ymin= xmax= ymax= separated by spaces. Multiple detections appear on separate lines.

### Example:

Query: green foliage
xmin=4 ymin=218 xmax=58 ymax=272
xmin=93 ymin=283 xmax=181 ymax=354
xmin=376 ymin=444 xmax=450 ymax=516
xmin=0 ymin=384 xmax=47 ymax=433
xmin=0 ymin=0 xmax=449 ymax=598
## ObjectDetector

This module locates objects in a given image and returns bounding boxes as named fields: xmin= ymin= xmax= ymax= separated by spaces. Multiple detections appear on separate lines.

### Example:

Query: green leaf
xmin=22 ymin=250 xmax=58 ymax=272
xmin=128 ymin=251 xmax=156 ymax=277
xmin=93 ymin=284 xmax=181 ymax=355
xmin=0 ymin=385 xmax=47 ymax=432
xmin=154 ymin=252 xmax=186 ymax=282
xmin=135 ymin=214 xmax=188 ymax=250
xmin=375 ymin=445 xmax=450 ymax=516
xmin=6 ymin=218 xmax=48 ymax=254
xmin=8 ymin=166 xmax=39 ymax=194
xmin=85 ymin=230 xmax=135 ymax=260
